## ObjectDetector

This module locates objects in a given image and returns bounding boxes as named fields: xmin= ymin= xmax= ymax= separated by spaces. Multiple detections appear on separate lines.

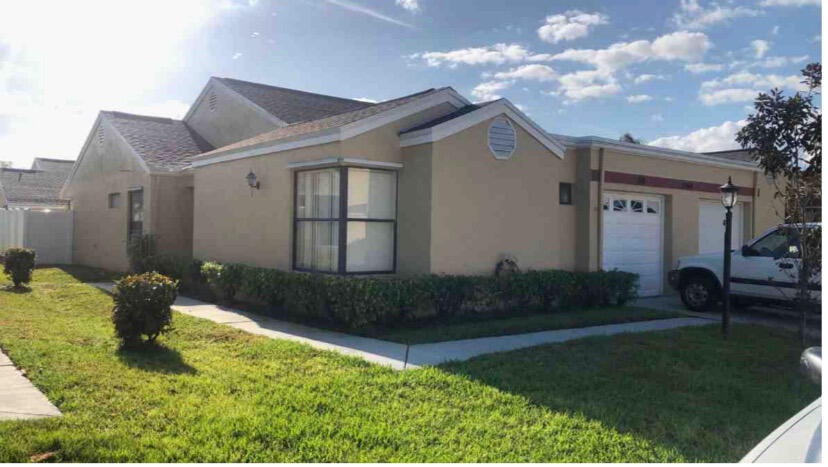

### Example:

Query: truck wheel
xmin=680 ymin=275 xmax=718 ymax=312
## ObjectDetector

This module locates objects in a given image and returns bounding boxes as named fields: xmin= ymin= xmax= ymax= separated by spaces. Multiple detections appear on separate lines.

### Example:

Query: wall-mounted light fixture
xmin=245 ymin=170 xmax=260 ymax=190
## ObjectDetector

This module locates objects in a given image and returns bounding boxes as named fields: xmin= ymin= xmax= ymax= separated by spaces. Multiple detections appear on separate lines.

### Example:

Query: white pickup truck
xmin=668 ymin=223 xmax=821 ymax=311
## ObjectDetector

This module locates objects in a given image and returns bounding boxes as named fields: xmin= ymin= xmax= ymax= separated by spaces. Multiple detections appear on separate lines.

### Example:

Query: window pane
xmin=613 ymin=199 xmax=627 ymax=212
xmin=751 ymin=231 xmax=789 ymax=258
xmin=347 ymin=168 xmax=396 ymax=219
xmin=295 ymin=221 xmax=339 ymax=272
xmin=559 ymin=183 xmax=572 ymax=205
xmin=603 ymin=196 xmax=610 ymax=211
xmin=296 ymin=169 xmax=339 ymax=219
xmin=646 ymin=200 xmax=659 ymax=214
xmin=346 ymin=221 xmax=394 ymax=272
xmin=631 ymin=200 xmax=643 ymax=213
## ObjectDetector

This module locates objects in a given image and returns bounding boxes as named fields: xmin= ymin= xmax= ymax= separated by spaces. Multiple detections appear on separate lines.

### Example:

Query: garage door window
xmin=631 ymin=200 xmax=643 ymax=213
xmin=613 ymin=199 xmax=627 ymax=212
xmin=646 ymin=200 xmax=659 ymax=214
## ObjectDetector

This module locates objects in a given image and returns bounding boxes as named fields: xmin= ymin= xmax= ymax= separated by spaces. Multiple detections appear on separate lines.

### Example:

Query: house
xmin=61 ymin=77 xmax=779 ymax=296
xmin=0 ymin=157 xmax=74 ymax=211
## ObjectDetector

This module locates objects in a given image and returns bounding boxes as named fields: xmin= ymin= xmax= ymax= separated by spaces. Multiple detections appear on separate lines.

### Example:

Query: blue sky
xmin=0 ymin=0 xmax=822 ymax=167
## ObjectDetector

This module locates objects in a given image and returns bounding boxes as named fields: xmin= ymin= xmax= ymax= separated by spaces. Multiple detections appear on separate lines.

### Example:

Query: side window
xmin=559 ymin=183 xmax=573 ymax=205
xmin=749 ymin=230 xmax=789 ymax=258
xmin=108 ymin=192 xmax=121 ymax=209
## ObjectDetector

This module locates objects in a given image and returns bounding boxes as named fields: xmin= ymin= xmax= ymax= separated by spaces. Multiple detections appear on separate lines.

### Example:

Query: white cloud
xmin=411 ymin=43 xmax=536 ymax=67
xmin=772 ymin=25 xmax=780 ymax=35
xmin=751 ymin=39 xmax=770 ymax=58
xmin=685 ymin=62 xmax=723 ymax=73
xmin=702 ymin=72 xmax=809 ymax=92
xmin=395 ymin=0 xmax=419 ymax=12
xmin=650 ymin=119 xmax=747 ymax=152
xmin=634 ymin=73 xmax=666 ymax=84
xmin=537 ymin=10 xmax=608 ymax=44
xmin=232 ymin=52 xmax=243 ymax=59
xmin=627 ymin=94 xmax=653 ymax=103
xmin=471 ymin=81 xmax=512 ymax=101
xmin=492 ymin=64 xmax=557 ymax=82
xmin=672 ymin=0 xmax=761 ymax=30
xmin=0 ymin=0 xmax=229 ymax=168
xmin=699 ymin=88 xmax=759 ymax=105
xmin=551 ymin=31 xmax=712 ymax=71
xmin=651 ymin=113 xmax=665 ymax=122
xmin=749 ymin=54 xmax=810 ymax=68
xmin=761 ymin=0 xmax=821 ymax=6
xmin=556 ymin=69 xmax=621 ymax=101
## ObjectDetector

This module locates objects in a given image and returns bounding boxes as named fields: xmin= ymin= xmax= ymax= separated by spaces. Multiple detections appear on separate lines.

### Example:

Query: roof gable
xmin=399 ymin=99 xmax=566 ymax=159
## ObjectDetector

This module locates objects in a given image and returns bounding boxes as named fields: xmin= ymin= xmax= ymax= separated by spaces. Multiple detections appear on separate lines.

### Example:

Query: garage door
xmin=698 ymin=201 xmax=744 ymax=254
xmin=602 ymin=192 xmax=664 ymax=297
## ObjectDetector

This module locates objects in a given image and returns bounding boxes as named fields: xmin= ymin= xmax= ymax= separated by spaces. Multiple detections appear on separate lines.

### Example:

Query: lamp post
xmin=720 ymin=177 xmax=738 ymax=339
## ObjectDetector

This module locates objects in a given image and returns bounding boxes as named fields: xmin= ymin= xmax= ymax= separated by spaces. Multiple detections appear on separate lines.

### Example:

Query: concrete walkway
xmin=0 ymin=350 xmax=62 ymax=420
xmin=92 ymin=283 xmax=711 ymax=370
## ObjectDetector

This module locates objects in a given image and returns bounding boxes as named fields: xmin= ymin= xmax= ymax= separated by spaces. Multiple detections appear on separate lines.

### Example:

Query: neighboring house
xmin=62 ymin=77 xmax=779 ymax=297
xmin=0 ymin=157 xmax=74 ymax=211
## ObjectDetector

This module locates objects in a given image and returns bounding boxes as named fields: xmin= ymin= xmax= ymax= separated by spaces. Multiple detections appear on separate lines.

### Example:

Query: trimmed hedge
xmin=112 ymin=272 xmax=178 ymax=346
xmin=196 ymin=261 xmax=638 ymax=330
xmin=2 ymin=247 xmax=36 ymax=288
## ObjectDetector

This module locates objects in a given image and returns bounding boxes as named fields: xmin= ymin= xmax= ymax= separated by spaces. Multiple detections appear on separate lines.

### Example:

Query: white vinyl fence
xmin=0 ymin=210 xmax=73 ymax=264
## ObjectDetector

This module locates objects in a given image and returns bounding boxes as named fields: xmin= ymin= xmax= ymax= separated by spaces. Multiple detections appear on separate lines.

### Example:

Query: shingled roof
xmin=102 ymin=111 xmax=214 ymax=171
xmin=0 ymin=167 xmax=71 ymax=208
xmin=195 ymin=88 xmax=444 ymax=159
xmin=30 ymin=157 xmax=75 ymax=174
xmin=217 ymin=77 xmax=372 ymax=124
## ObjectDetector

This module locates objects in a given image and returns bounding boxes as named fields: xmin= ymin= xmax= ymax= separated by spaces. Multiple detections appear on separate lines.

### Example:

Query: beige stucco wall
xmin=570 ymin=147 xmax=782 ymax=293
xmin=426 ymin=115 xmax=577 ymax=274
xmin=397 ymin=143 xmax=433 ymax=275
xmin=185 ymin=82 xmax=280 ymax=149
xmin=67 ymin=120 xmax=151 ymax=272
xmin=66 ymin=120 xmax=195 ymax=271
xmin=191 ymin=102 xmax=459 ymax=270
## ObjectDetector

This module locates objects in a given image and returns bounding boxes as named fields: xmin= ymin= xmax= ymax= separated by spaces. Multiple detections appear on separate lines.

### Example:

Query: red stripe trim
xmin=597 ymin=170 xmax=754 ymax=196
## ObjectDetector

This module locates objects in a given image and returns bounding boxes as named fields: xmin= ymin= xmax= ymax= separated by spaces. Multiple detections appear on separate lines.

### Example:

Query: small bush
xmin=112 ymin=272 xmax=178 ymax=346
xmin=201 ymin=261 xmax=242 ymax=302
xmin=2 ymin=248 xmax=36 ymax=288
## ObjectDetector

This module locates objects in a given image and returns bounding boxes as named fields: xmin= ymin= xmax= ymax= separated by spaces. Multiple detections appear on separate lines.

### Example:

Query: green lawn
xmin=376 ymin=307 xmax=680 ymax=343
xmin=0 ymin=268 xmax=818 ymax=462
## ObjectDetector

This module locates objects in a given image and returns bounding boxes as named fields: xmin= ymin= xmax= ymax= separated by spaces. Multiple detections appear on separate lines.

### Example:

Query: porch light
xmin=720 ymin=177 xmax=738 ymax=209
xmin=245 ymin=170 xmax=260 ymax=189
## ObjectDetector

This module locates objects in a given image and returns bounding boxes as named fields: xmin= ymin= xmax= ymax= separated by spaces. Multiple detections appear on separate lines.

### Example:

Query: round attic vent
xmin=488 ymin=116 xmax=516 ymax=160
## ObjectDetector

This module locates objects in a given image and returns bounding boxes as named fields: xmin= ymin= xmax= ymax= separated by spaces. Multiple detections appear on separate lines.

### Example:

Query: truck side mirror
xmin=741 ymin=245 xmax=753 ymax=257
xmin=800 ymin=347 xmax=821 ymax=385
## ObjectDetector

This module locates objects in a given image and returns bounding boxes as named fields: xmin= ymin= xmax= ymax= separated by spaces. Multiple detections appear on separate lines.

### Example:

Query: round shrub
xmin=112 ymin=272 xmax=178 ymax=346
xmin=201 ymin=261 xmax=241 ymax=302
xmin=2 ymin=248 xmax=36 ymax=288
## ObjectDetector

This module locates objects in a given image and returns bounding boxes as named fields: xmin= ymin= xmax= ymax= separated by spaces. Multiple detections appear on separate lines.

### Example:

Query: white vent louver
xmin=97 ymin=126 xmax=105 ymax=146
xmin=208 ymin=91 xmax=217 ymax=111
xmin=488 ymin=117 xmax=516 ymax=160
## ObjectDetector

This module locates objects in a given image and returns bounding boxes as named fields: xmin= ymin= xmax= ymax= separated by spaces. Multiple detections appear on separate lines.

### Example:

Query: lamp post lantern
xmin=720 ymin=177 xmax=738 ymax=339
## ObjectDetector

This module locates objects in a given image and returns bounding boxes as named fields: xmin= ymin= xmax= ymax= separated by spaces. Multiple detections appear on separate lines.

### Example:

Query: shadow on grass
xmin=117 ymin=343 xmax=197 ymax=375
xmin=438 ymin=325 xmax=819 ymax=462
xmin=1 ymin=284 xmax=32 ymax=294
xmin=48 ymin=265 xmax=124 ymax=284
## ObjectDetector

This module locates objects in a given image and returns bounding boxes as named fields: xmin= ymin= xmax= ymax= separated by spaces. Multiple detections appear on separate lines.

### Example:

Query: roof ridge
xmin=33 ymin=157 xmax=74 ymax=163
xmin=102 ymin=111 xmax=177 ymax=124
xmin=216 ymin=77 xmax=370 ymax=105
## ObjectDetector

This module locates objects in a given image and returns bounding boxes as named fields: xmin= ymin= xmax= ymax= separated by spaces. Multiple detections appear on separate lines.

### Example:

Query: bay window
xmin=294 ymin=166 xmax=397 ymax=274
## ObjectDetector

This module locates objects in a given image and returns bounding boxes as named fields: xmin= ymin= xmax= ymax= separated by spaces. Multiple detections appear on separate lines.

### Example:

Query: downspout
xmin=751 ymin=171 xmax=758 ymax=239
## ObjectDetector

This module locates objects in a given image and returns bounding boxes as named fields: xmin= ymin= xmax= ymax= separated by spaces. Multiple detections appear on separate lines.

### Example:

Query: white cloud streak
xmin=751 ymin=39 xmax=770 ymax=58
xmin=325 ymin=0 xmax=416 ymax=29
xmin=491 ymin=64 xmax=557 ymax=82
xmin=672 ymin=0 xmax=761 ymax=30
xmin=626 ymin=94 xmax=653 ymax=103
xmin=685 ymin=62 xmax=723 ymax=73
xmin=471 ymin=81 xmax=512 ymax=101
xmin=395 ymin=0 xmax=419 ymax=12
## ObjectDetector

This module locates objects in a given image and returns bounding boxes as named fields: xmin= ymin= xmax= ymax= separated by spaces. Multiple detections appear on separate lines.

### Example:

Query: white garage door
xmin=698 ymin=201 xmax=743 ymax=255
xmin=602 ymin=192 xmax=664 ymax=297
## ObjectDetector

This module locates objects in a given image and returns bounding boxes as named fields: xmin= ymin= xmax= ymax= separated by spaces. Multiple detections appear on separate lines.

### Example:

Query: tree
xmin=619 ymin=132 xmax=641 ymax=144
xmin=736 ymin=63 xmax=821 ymax=346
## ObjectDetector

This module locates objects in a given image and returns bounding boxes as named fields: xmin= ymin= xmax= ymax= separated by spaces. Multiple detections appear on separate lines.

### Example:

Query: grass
xmin=0 ymin=268 xmax=818 ymax=462
xmin=376 ymin=307 xmax=680 ymax=344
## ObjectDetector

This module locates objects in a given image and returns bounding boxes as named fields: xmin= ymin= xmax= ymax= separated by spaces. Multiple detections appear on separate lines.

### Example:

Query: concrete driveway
xmin=636 ymin=294 xmax=821 ymax=336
